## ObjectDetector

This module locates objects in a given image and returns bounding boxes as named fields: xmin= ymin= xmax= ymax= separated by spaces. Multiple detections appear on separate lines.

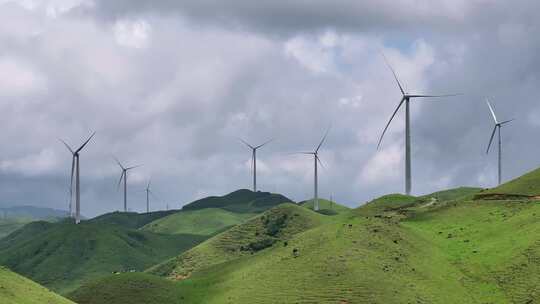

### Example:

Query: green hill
xmin=181 ymin=189 xmax=293 ymax=213
xmin=0 ymin=219 xmax=206 ymax=294
xmin=0 ymin=266 xmax=74 ymax=304
xmin=68 ymin=273 xmax=185 ymax=304
xmin=300 ymin=198 xmax=350 ymax=215
xmin=142 ymin=208 xmax=255 ymax=236
xmin=87 ymin=210 xmax=178 ymax=229
xmin=421 ymin=186 xmax=482 ymax=202
xmin=479 ymin=167 xmax=540 ymax=198
xmin=72 ymin=184 xmax=540 ymax=304
xmin=148 ymin=203 xmax=324 ymax=279
xmin=0 ymin=206 xmax=69 ymax=239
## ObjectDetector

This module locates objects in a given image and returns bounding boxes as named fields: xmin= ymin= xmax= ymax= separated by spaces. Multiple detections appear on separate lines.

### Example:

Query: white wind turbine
xmin=485 ymin=99 xmax=514 ymax=185
xmin=295 ymin=128 xmax=330 ymax=211
xmin=60 ymin=132 xmax=96 ymax=224
xmin=377 ymin=53 xmax=460 ymax=195
xmin=114 ymin=157 xmax=142 ymax=212
xmin=239 ymin=138 xmax=273 ymax=192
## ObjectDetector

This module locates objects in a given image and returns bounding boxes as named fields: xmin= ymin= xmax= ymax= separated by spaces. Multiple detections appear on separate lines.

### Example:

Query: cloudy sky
xmin=1 ymin=0 xmax=539 ymax=216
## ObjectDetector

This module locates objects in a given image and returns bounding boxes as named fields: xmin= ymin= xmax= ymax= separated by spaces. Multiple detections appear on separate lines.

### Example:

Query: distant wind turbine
xmin=239 ymin=138 xmax=273 ymax=192
xmin=114 ymin=157 xmax=142 ymax=212
xmin=377 ymin=53 xmax=460 ymax=195
xmin=60 ymin=132 xmax=96 ymax=224
xmin=295 ymin=128 xmax=330 ymax=211
xmin=144 ymin=179 xmax=155 ymax=213
xmin=485 ymin=99 xmax=514 ymax=185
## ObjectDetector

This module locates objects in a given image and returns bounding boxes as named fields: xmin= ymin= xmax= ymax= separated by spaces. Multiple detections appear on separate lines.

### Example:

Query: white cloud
xmin=114 ymin=19 xmax=151 ymax=49
xmin=0 ymin=57 xmax=46 ymax=97
xmin=358 ymin=144 xmax=402 ymax=185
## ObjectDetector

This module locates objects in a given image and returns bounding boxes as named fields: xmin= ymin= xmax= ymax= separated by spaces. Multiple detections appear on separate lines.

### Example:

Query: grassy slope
xmin=0 ymin=220 xmax=206 ymax=294
xmin=300 ymin=198 xmax=350 ymax=215
xmin=182 ymin=189 xmax=293 ymax=213
xmin=482 ymin=167 xmax=540 ymax=196
xmin=63 ymin=183 xmax=540 ymax=303
xmin=88 ymin=210 xmax=178 ymax=229
xmin=148 ymin=203 xmax=324 ymax=279
xmin=0 ymin=218 xmax=31 ymax=239
xmin=69 ymin=273 xmax=185 ymax=304
xmin=421 ymin=186 xmax=482 ymax=202
xmin=142 ymin=208 xmax=255 ymax=236
xmin=0 ymin=266 xmax=74 ymax=304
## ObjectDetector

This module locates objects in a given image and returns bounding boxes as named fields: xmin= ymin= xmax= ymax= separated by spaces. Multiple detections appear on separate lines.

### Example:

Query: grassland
xmin=481 ymin=167 xmax=540 ymax=197
xmin=68 ymin=273 xmax=185 ymax=304
xmin=299 ymin=198 xmax=350 ymax=215
xmin=182 ymin=189 xmax=293 ymax=213
xmin=0 ymin=266 xmax=75 ymax=304
xmin=0 ymin=218 xmax=206 ymax=294
xmin=0 ymin=218 xmax=31 ymax=239
xmin=72 ymin=185 xmax=540 ymax=304
xmin=142 ymin=208 xmax=256 ymax=236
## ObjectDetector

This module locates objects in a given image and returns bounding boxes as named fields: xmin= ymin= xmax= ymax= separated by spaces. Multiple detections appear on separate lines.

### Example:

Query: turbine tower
xmin=296 ymin=128 xmax=330 ymax=211
xmin=239 ymin=138 xmax=272 ymax=192
xmin=486 ymin=99 xmax=514 ymax=185
xmin=114 ymin=157 xmax=141 ymax=212
xmin=377 ymin=53 xmax=460 ymax=195
xmin=60 ymin=132 xmax=96 ymax=224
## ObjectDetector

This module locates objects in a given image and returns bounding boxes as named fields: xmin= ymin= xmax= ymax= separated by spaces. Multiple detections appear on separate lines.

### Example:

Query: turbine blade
xmin=255 ymin=138 xmax=274 ymax=149
xmin=500 ymin=119 xmax=515 ymax=125
xmin=380 ymin=52 xmax=405 ymax=95
xmin=113 ymin=156 xmax=125 ymax=170
xmin=408 ymin=93 xmax=462 ymax=98
xmin=75 ymin=131 xmax=96 ymax=153
xmin=238 ymin=138 xmax=255 ymax=149
xmin=486 ymin=99 xmax=498 ymax=124
xmin=59 ymin=139 xmax=74 ymax=154
xmin=486 ymin=125 xmax=497 ymax=154
xmin=117 ymin=171 xmax=125 ymax=189
xmin=126 ymin=164 xmax=143 ymax=170
xmin=315 ymin=126 xmax=331 ymax=153
xmin=289 ymin=152 xmax=315 ymax=155
xmin=316 ymin=155 xmax=325 ymax=169
xmin=377 ymin=97 xmax=406 ymax=149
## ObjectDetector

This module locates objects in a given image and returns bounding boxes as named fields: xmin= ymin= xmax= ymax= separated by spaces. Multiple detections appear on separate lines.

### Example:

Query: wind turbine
xmin=239 ymin=138 xmax=273 ymax=192
xmin=144 ymin=179 xmax=155 ymax=213
xmin=377 ymin=53 xmax=460 ymax=195
xmin=60 ymin=132 xmax=96 ymax=224
xmin=486 ymin=99 xmax=514 ymax=185
xmin=295 ymin=128 xmax=330 ymax=211
xmin=114 ymin=157 xmax=142 ymax=212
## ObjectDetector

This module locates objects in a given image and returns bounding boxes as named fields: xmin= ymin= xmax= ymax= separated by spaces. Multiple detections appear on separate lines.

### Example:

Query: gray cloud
xmin=0 ymin=1 xmax=539 ymax=217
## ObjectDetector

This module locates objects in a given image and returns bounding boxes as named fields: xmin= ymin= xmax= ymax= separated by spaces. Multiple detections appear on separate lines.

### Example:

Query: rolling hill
xmin=181 ymin=189 xmax=293 ymax=213
xmin=148 ymin=203 xmax=324 ymax=279
xmin=0 ymin=265 xmax=75 ymax=304
xmin=479 ymin=166 xmax=540 ymax=198
xmin=300 ymin=198 xmax=350 ymax=215
xmin=142 ymin=208 xmax=256 ymax=236
xmin=0 ymin=206 xmax=69 ymax=239
xmin=70 ymin=174 xmax=540 ymax=303
xmin=0 ymin=216 xmax=207 ymax=294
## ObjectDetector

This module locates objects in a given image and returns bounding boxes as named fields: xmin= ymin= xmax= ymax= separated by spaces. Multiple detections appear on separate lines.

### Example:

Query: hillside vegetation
xmin=0 ymin=218 xmax=206 ymax=294
xmin=149 ymin=203 xmax=324 ymax=279
xmin=142 ymin=208 xmax=255 ymax=236
xmin=0 ymin=266 xmax=74 ymax=304
xmin=300 ymin=198 xmax=350 ymax=215
xmin=0 ymin=205 xmax=69 ymax=239
xmin=69 ymin=273 xmax=185 ymax=304
xmin=72 ymin=174 xmax=540 ymax=303
xmin=181 ymin=189 xmax=293 ymax=213
xmin=480 ymin=167 xmax=540 ymax=197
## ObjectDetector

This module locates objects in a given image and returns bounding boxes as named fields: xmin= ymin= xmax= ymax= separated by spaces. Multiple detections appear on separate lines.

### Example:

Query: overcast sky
xmin=0 ymin=0 xmax=539 ymax=216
